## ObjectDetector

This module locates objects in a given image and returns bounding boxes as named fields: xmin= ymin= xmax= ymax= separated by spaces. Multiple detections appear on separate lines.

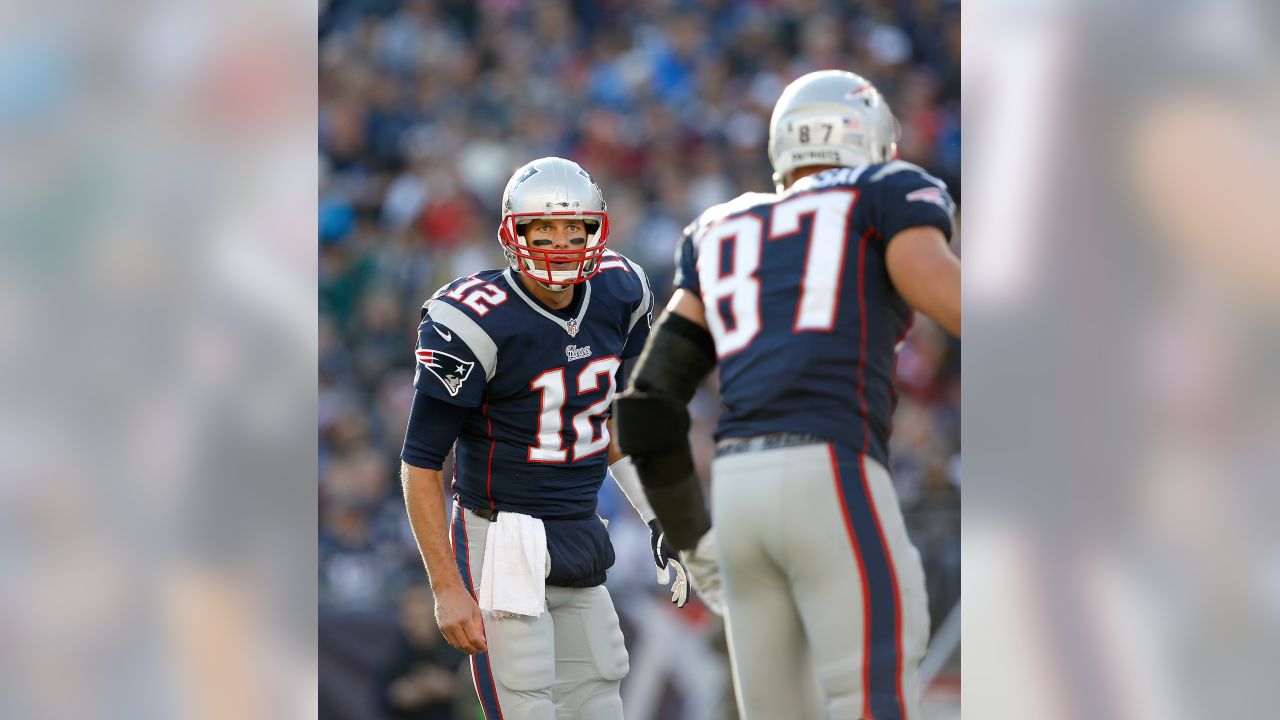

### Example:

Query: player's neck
xmin=786 ymin=165 xmax=841 ymax=187
xmin=518 ymin=272 xmax=575 ymax=310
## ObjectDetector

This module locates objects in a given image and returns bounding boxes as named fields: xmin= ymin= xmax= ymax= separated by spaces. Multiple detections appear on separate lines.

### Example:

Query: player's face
xmin=523 ymin=218 xmax=588 ymax=271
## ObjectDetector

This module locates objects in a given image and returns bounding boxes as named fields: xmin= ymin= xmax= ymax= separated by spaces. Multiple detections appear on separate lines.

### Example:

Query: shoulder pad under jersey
xmin=681 ymin=192 xmax=779 ymax=239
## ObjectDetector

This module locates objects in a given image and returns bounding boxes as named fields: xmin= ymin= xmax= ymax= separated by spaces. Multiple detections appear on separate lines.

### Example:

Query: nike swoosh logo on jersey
xmin=434 ymin=325 xmax=452 ymax=342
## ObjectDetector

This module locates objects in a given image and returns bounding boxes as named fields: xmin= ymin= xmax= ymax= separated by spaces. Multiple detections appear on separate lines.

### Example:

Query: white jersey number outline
xmin=528 ymin=356 xmax=622 ymax=463
xmin=697 ymin=190 xmax=859 ymax=357
xmin=447 ymin=276 xmax=509 ymax=317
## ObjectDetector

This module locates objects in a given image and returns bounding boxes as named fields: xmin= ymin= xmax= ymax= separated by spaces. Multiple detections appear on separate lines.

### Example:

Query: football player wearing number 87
xmin=399 ymin=156 xmax=688 ymax=720
xmin=615 ymin=70 xmax=961 ymax=720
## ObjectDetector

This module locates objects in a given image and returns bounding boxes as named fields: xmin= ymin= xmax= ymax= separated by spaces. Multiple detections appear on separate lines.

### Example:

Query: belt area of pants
xmin=714 ymin=432 xmax=829 ymax=458
xmin=468 ymin=506 xmax=594 ymax=522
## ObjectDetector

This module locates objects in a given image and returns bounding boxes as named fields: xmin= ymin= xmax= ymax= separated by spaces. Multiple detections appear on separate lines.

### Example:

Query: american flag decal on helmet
xmin=416 ymin=348 xmax=475 ymax=397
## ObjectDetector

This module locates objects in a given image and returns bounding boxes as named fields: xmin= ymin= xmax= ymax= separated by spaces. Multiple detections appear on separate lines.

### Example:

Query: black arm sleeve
xmin=400 ymin=389 xmax=471 ymax=470
xmin=613 ymin=311 xmax=717 ymax=550
xmin=616 ymin=356 xmax=634 ymax=392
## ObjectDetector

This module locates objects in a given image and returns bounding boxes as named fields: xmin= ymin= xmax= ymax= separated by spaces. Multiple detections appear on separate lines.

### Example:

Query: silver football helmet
xmin=498 ymin=157 xmax=609 ymax=290
xmin=768 ymin=70 xmax=900 ymax=191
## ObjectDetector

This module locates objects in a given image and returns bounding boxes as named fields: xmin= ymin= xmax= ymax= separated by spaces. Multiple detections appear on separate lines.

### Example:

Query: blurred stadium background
xmin=318 ymin=1 xmax=960 ymax=718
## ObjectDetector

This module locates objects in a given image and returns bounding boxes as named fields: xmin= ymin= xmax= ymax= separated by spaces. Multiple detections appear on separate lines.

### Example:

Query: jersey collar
xmin=503 ymin=269 xmax=593 ymax=337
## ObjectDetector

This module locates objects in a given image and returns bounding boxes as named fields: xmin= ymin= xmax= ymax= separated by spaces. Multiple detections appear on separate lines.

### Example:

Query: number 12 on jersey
xmin=528 ymin=356 xmax=621 ymax=463
xmin=697 ymin=190 xmax=859 ymax=356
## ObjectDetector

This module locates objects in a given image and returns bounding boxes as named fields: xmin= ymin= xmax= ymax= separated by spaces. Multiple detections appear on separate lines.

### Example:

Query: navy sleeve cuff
xmin=401 ymin=390 xmax=472 ymax=470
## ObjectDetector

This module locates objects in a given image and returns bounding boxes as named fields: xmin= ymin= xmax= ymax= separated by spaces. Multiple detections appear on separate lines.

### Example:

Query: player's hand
xmin=649 ymin=520 xmax=690 ymax=607
xmin=434 ymin=585 xmax=487 ymax=655
xmin=683 ymin=529 xmax=725 ymax=616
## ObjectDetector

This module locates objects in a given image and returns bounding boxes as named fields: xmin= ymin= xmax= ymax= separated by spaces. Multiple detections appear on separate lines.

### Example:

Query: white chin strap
xmin=516 ymin=230 xmax=602 ymax=288
xmin=521 ymin=258 xmax=584 ymax=288
xmin=534 ymin=278 xmax=569 ymax=292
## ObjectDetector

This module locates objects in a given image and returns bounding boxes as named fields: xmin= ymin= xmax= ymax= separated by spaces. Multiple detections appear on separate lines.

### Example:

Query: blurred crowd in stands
xmin=319 ymin=1 xmax=959 ymax=716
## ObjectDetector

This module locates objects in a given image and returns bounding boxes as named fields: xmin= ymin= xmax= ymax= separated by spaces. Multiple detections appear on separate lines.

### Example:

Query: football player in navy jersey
xmin=615 ymin=71 xmax=962 ymax=719
xmin=399 ymin=156 xmax=686 ymax=720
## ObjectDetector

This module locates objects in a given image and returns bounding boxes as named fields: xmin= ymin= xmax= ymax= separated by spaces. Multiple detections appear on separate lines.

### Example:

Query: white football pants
xmin=449 ymin=502 xmax=629 ymax=720
xmin=712 ymin=442 xmax=931 ymax=720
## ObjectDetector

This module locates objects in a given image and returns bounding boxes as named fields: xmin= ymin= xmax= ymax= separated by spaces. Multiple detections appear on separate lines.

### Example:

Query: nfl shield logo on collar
xmin=566 ymin=318 xmax=580 ymax=337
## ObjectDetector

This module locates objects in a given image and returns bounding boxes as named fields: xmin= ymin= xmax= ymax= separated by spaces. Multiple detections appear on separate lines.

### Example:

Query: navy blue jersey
xmin=410 ymin=250 xmax=654 ymax=517
xmin=673 ymin=162 xmax=955 ymax=466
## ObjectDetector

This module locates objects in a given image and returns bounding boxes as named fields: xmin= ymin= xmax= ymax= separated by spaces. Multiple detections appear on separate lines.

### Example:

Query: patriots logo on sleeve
xmin=416 ymin=349 xmax=475 ymax=397
xmin=905 ymin=186 xmax=955 ymax=214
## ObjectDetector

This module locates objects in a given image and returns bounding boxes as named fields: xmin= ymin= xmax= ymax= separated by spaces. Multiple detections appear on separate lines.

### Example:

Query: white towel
xmin=477 ymin=511 xmax=548 ymax=618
